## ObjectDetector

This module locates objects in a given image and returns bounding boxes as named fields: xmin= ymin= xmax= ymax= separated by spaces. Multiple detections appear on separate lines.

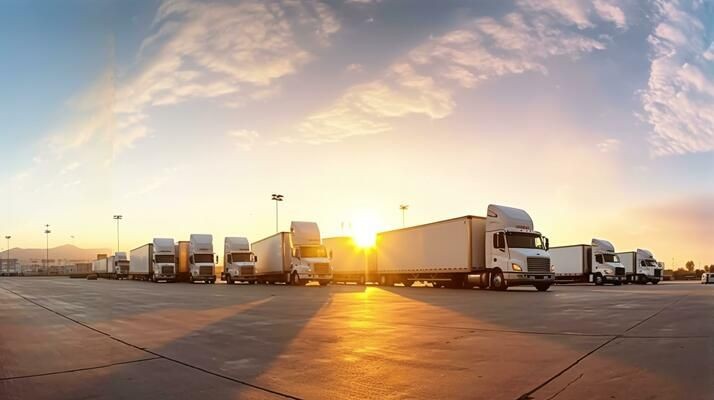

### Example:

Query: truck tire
xmin=491 ymin=270 xmax=508 ymax=291
xmin=319 ymin=280 xmax=329 ymax=286
xmin=594 ymin=273 xmax=604 ymax=286
xmin=379 ymin=275 xmax=391 ymax=287
xmin=651 ymin=280 xmax=659 ymax=285
xmin=226 ymin=274 xmax=233 ymax=285
xmin=189 ymin=275 xmax=194 ymax=283
xmin=290 ymin=272 xmax=300 ymax=286
xmin=534 ymin=283 xmax=551 ymax=292
xmin=403 ymin=279 xmax=414 ymax=287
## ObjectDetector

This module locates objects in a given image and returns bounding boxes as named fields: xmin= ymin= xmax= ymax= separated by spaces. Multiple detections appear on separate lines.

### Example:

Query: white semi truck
xmin=129 ymin=239 xmax=177 ymax=282
xmin=221 ymin=237 xmax=257 ymax=284
xmin=323 ymin=236 xmax=377 ymax=284
xmin=252 ymin=221 xmax=332 ymax=285
xmin=189 ymin=234 xmax=216 ymax=284
xmin=373 ymin=204 xmax=554 ymax=291
xmin=617 ymin=249 xmax=662 ymax=284
xmin=550 ymin=239 xmax=626 ymax=285
xmin=107 ymin=252 xmax=130 ymax=279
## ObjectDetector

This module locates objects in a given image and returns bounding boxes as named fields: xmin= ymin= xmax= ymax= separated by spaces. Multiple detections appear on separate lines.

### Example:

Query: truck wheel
xmin=651 ymin=280 xmax=659 ymax=285
xmin=379 ymin=275 xmax=391 ymax=287
xmin=189 ymin=275 xmax=194 ymax=283
xmin=491 ymin=270 xmax=508 ymax=291
xmin=534 ymin=283 xmax=551 ymax=292
xmin=403 ymin=279 xmax=414 ymax=287
xmin=226 ymin=275 xmax=233 ymax=284
xmin=358 ymin=276 xmax=365 ymax=285
xmin=319 ymin=280 xmax=329 ymax=286
xmin=290 ymin=272 xmax=300 ymax=286
xmin=594 ymin=273 xmax=604 ymax=286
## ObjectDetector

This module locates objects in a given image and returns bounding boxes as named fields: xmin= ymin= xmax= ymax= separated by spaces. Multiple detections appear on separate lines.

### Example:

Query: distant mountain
xmin=0 ymin=244 xmax=112 ymax=262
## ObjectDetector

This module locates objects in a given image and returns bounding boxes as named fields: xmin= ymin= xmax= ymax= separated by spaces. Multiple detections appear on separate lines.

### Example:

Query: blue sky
xmin=1 ymin=0 xmax=712 ymax=265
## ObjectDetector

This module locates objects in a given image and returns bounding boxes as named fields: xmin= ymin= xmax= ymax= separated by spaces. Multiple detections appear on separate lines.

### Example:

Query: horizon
xmin=1 ymin=0 xmax=712 ymax=266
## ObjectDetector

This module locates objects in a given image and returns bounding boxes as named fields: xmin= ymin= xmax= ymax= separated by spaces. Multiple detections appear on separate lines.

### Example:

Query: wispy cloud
xmin=597 ymin=138 xmax=621 ymax=152
xmin=642 ymin=0 xmax=714 ymax=156
xmin=227 ymin=129 xmax=260 ymax=151
xmin=517 ymin=0 xmax=628 ymax=29
xmin=294 ymin=3 xmax=612 ymax=143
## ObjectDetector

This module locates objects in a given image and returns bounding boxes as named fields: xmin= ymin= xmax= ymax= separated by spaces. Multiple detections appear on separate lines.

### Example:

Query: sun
xmin=351 ymin=211 xmax=378 ymax=248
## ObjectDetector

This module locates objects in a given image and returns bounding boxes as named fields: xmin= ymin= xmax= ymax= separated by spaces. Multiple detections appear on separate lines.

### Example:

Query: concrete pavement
xmin=0 ymin=278 xmax=711 ymax=399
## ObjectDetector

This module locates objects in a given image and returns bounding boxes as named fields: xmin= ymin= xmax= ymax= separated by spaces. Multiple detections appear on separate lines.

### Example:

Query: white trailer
xmin=92 ymin=257 xmax=108 ymax=277
xmin=550 ymin=239 xmax=626 ymax=285
xmin=130 ymin=239 xmax=177 ymax=282
xmin=373 ymin=204 xmax=553 ymax=291
xmin=617 ymin=249 xmax=662 ymax=284
xmin=222 ymin=237 xmax=257 ymax=284
xmin=324 ymin=236 xmax=377 ymax=284
xmin=252 ymin=221 xmax=332 ymax=285
xmin=189 ymin=234 xmax=216 ymax=284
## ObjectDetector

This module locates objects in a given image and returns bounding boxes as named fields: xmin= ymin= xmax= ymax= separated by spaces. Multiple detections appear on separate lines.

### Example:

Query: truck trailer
xmin=373 ymin=204 xmax=554 ymax=291
xmin=323 ymin=236 xmax=377 ymax=284
xmin=550 ymin=239 xmax=626 ymax=285
xmin=106 ymin=252 xmax=129 ymax=279
xmin=617 ymin=249 xmax=662 ymax=284
xmin=129 ymin=238 xmax=177 ymax=282
xmin=222 ymin=237 xmax=257 ymax=284
xmin=92 ymin=257 xmax=108 ymax=277
xmin=188 ymin=234 xmax=216 ymax=284
xmin=252 ymin=221 xmax=332 ymax=285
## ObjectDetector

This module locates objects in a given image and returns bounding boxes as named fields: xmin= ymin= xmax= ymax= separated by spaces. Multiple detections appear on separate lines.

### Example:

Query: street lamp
xmin=4 ymin=235 xmax=10 ymax=274
xmin=113 ymin=215 xmax=122 ymax=253
xmin=399 ymin=204 xmax=409 ymax=227
xmin=44 ymin=225 xmax=51 ymax=270
xmin=271 ymin=194 xmax=284 ymax=233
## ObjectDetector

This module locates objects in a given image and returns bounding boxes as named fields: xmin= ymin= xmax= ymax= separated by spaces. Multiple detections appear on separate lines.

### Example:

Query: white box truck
xmin=130 ymin=239 xmax=177 ymax=282
xmin=222 ymin=237 xmax=257 ymax=284
xmin=323 ymin=236 xmax=377 ymax=284
xmin=617 ymin=249 xmax=662 ymax=284
xmin=252 ymin=221 xmax=332 ymax=285
xmin=106 ymin=252 xmax=129 ymax=279
xmin=550 ymin=239 xmax=626 ymax=285
xmin=189 ymin=234 xmax=216 ymax=284
xmin=373 ymin=204 xmax=554 ymax=291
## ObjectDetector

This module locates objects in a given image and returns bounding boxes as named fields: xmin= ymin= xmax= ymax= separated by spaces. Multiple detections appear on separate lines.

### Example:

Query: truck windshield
xmin=155 ymin=255 xmax=174 ymax=263
xmin=194 ymin=254 xmax=214 ymax=263
xmin=300 ymin=246 xmax=327 ymax=258
xmin=231 ymin=253 xmax=252 ymax=262
xmin=505 ymin=232 xmax=545 ymax=249
xmin=603 ymin=254 xmax=620 ymax=263
xmin=644 ymin=259 xmax=658 ymax=267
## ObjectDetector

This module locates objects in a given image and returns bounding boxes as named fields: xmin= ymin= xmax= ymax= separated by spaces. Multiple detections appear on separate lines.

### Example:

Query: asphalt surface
xmin=0 ymin=278 xmax=712 ymax=400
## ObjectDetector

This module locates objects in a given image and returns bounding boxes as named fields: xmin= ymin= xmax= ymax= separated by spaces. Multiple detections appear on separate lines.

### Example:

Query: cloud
xmin=642 ymin=0 xmax=714 ymax=156
xmin=227 ymin=129 xmax=260 ymax=151
xmin=517 ymin=0 xmax=628 ymax=29
xmin=345 ymin=63 xmax=364 ymax=73
xmin=60 ymin=162 xmax=81 ymax=175
xmin=593 ymin=0 xmax=627 ymax=29
xmin=295 ymin=3 xmax=610 ymax=143
xmin=597 ymin=138 xmax=621 ymax=152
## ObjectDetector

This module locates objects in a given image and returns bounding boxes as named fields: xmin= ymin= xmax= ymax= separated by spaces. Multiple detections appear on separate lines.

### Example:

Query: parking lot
xmin=1 ymin=278 xmax=712 ymax=399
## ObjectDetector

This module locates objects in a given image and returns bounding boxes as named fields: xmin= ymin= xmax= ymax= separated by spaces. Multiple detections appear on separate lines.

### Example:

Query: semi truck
xmin=373 ymin=204 xmax=554 ymax=291
xmin=222 ymin=237 xmax=257 ymax=284
xmin=106 ymin=252 xmax=129 ymax=279
xmin=323 ymin=236 xmax=377 ymax=284
xmin=188 ymin=234 xmax=216 ymax=284
xmin=129 ymin=238 xmax=177 ymax=282
xmin=252 ymin=221 xmax=332 ymax=285
xmin=617 ymin=249 xmax=662 ymax=284
xmin=550 ymin=239 xmax=626 ymax=285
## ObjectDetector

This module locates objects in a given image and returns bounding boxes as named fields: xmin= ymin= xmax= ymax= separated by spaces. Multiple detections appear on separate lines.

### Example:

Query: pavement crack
xmin=1 ymin=286 xmax=302 ymax=400
xmin=0 ymin=357 xmax=160 ymax=382
xmin=544 ymin=373 xmax=583 ymax=400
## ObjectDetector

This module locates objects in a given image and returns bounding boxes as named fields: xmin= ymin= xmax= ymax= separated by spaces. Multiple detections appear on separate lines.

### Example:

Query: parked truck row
xmin=90 ymin=204 xmax=663 ymax=291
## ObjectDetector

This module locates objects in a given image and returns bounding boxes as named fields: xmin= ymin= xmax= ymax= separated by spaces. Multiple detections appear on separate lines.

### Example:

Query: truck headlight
xmin=512 ymin=263 xmax=522 ymax=272
xmin=551 ymin=265 xmax=555 ymax=272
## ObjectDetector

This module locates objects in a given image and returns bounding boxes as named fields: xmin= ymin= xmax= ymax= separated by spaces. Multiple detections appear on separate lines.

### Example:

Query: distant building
xmin=19 ymin=258 xmax=96 ymax=276
xmin=0 ymin=259 xmax=20 ymax=276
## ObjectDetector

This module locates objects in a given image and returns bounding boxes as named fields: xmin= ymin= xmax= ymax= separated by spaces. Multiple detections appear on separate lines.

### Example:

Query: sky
xmin=0 ymin=0 xmax=712 ymax=267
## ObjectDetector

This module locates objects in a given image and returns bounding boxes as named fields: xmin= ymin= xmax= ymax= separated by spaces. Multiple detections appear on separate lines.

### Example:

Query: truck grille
xmin=199 ymin=266 xmax=213 ymax=276
xmin=654 ymin=269 xmax=661 ymax=277
xmin=527 ymin=257 xmax=550 ymax=273
xmin=313 ymin=263 xmax=330 ymax=275
xmin=119 ymin=266 xmax=129 ymax=273
xmin=615 ymin=267 xmax=625 ymax=276
xmin=162 ymin=266 xmax=174 ymax=274
xmin=240 ymin=266 xmax=254 ymax=276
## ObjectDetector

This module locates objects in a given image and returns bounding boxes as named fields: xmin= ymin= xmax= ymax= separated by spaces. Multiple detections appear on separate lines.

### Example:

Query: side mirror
xmin=329 ymin=250 xmax=333 ymax=260
xmin=545 ymin=237 xmax=550 ymax=251
xmin=215 ymin=255 xmax=219 ymax=264
xmin=254 ymin=255 xmax=258 ymax=262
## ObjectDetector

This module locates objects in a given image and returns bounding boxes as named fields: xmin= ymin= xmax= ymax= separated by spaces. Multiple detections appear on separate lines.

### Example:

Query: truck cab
xmin=591 ymin=239 xmax=625 ymax=285
xmin=189 ymin=234 xmax=216 ymax=284
xmin=152 ymin=238 xmax=176 ymax=282
xmin=222 ymin=237 xmax=257 ymax=284
xmin=113 ymin=252 xmax=130 ymax=279
xmin=633 ymin=249 xmax=662 ymax=284
xmin=290 ymin=222 xmax=332 ymax=286
xmin=484 ymin=205 xmax=554 ymax=291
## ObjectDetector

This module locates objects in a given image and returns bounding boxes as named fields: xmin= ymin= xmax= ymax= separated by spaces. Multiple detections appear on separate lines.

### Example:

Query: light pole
xmin=271 ymin=194 xmax=284 ymax=232
xmin=44 ymin=225 xmax=51 ymax=271
xmin=4 ymin=235 xmax=10 ymax=274
xmin=113 ymin=215 xmax=122 ymax=253
xmin=399 ymin=204 xmax=409 ymax=227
